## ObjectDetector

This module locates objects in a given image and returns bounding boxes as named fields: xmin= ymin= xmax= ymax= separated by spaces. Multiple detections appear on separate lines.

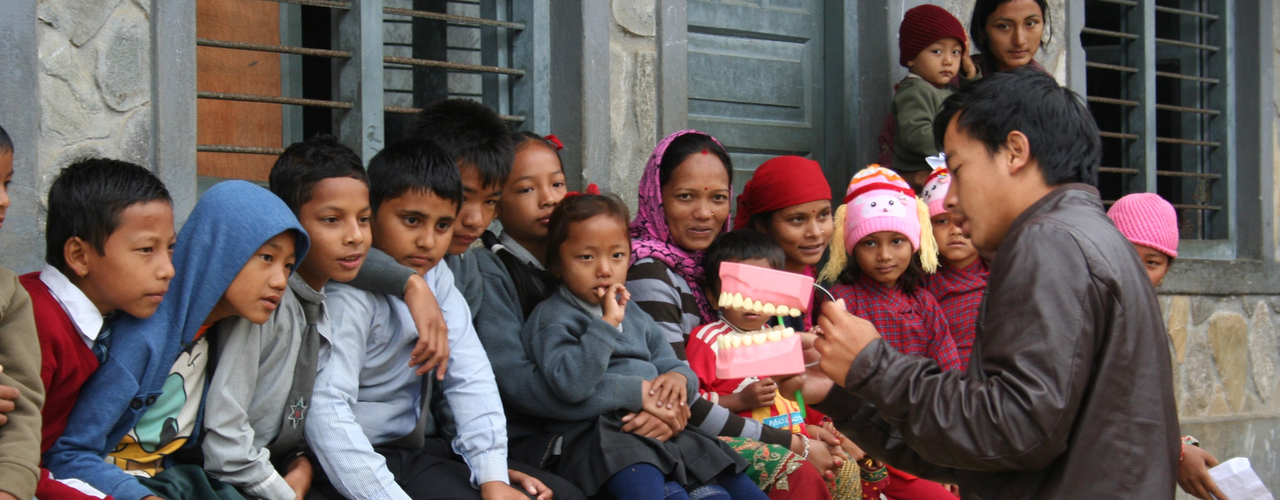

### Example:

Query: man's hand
xmin=620 ymin=411 xmax=676 ymax=441
xmin=649 ymin=372 xmax=688 ymax=409
xmin=0 ymin=492 xmax=21 ymax=500
xmin=508 ymin=469 xmax=553 ymax=500
xmin=1178 ymin=445 xmax=1228 ymax=500
xmin=814 ymin=300 xmax=880 ymax=387
xmin=0 ymin=372 xmax=18 ymax=427
xmin=283 ymin=455 xmax=313 ymax=500
xmin=404 ymin=277 xmax=450 ymax=379
xmin=599 ymin=283 xmax=629 ymax=327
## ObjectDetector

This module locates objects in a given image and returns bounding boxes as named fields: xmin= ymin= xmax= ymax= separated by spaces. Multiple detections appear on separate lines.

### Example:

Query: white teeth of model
xmin=718 ymin=336 xmax=728 ymax=350
xmin=719 ymin=292 xmax=731 ymax=308
xmin=732 ymin=293 xmax=744 ymax=310
xmin=753 ymin=332 xmax=768 ymax=344
xmin=730 ymin=334 xmax=743 ymax=348
xmin=767 ymin=329 xmax=782 ymax=342
xmin=752 ymin=301 xmax=764 ymax=314
xmin=743 ymin=298 xmax=756 ymax=312
xmin=789 ymin=308 xmax=802 ymax=317
xmin=742 ymin=333 xmax=754 ymax=346
xmin=782 ymin=327 xmax=795 ymax=338
xmin=762 ymin=303 xmax=776 ymax=316
xmin=776 ymin=305 xmax=790 ymax=317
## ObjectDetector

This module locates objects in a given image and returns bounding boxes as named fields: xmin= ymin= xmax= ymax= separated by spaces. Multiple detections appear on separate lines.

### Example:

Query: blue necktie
xmin=93 ymin=321 xmax=112 ymax=364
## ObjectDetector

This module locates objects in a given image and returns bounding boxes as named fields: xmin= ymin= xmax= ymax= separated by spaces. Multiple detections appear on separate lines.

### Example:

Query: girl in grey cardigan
xmin=521 ymin=193 xmax=766 ymax=500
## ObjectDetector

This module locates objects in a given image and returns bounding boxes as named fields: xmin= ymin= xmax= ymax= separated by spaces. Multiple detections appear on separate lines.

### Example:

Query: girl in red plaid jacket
xmin=918 ymin=165 xmax=987 ymax=369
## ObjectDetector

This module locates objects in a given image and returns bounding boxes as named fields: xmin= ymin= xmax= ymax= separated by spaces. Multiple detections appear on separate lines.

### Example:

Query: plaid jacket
xmin=830 ymin=273 xmax=962 ymax=372
xmin=920 ymin=259 xmax=989 ymax=368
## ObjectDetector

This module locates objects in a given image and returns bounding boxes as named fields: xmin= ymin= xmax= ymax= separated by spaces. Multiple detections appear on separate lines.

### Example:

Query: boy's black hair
xmin=46 ymin=158 xmax=172 ymax=273
xmin=934 ymin=67 xmax=1100 ymax=186
xmin=969 ymin=0 xmax=1051 ymax=73
xmin=838 ymin=247 xmax=927 ymax=296
xmin=544 ymin=193 xmax=630 ymax=276
xmin=409 ymin=99 xmax=514 ymax=189
xmin=367 ymin=139 xmax=462 ymax=214
xmin=0 ymin=124 xmax=11 ymax=153
xmin=658 ymin=132 xmax=733 ymax=188
xmin=511 ymin=131 xmax=563 ymax=168
xmin=703 ymin=229 xmax=786 ymax=296
xmin=269 ymin=134 xmax=367 ymax=215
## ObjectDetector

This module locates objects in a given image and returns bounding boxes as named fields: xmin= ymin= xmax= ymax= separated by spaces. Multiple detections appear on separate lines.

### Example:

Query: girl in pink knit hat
xmin=918 ymin=160 xmax=987 ymax=369
xmin=820 ymin=166 xmax=962 ymax=500
xmin=1107 ymin=193 xmax=1228 ymax=500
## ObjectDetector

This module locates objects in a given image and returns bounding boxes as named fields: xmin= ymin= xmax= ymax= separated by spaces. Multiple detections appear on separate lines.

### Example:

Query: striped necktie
xmin=92 ymin=321 xmax=112 ymax=364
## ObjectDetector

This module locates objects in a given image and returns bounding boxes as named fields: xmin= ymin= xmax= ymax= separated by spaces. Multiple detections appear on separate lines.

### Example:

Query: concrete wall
xmin=606 ymin=0 xmax=658 ymax=209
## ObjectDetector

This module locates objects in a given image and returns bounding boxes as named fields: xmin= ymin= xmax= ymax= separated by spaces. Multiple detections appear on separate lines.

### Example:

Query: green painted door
xmin=687 ymin=0 xmax=826 ymax=188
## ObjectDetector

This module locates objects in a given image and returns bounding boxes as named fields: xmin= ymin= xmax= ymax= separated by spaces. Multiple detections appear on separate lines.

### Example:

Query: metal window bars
xmin=196 ymin=0 xmax=525 ymax=164
xmin=1081 ymin=0 xmax=1233 ymax=244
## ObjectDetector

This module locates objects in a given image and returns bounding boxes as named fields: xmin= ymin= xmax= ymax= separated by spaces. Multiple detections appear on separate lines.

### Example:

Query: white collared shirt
xmin=39 ymin=264 xmax=105 ymax=349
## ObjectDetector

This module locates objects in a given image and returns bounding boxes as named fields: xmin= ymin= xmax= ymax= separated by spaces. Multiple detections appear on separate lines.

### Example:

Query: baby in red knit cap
xmin=890 ymin=4 xmax=980 ymax=191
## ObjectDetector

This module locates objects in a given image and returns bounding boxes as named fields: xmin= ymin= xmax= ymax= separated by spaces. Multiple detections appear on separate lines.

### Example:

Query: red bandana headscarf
xmin=630 ymin=130 xmax=732 ymax=322
xmin=732 ymin=156 xmax=833 ymax=230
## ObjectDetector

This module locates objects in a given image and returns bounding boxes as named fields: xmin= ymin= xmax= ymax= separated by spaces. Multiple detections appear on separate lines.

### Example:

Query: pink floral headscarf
xmin=629 ymin=130 xmax=732 ymax=322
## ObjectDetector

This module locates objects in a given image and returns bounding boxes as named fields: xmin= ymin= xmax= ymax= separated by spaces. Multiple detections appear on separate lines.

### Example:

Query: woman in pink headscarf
xmin=626 ymin=130 xmax=846 ymax=500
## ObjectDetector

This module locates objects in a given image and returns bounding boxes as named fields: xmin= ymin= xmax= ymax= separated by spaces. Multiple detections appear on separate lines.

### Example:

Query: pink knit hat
xmin=921 ymin=156 xmax=950 ymax=217
xmin=818 ymin=165 xmax=939 ymax=283
xmin=842 ymin=167 xmax=923 ymax=251
xmin=1107 ymin=193 xmax=1179 ymax=258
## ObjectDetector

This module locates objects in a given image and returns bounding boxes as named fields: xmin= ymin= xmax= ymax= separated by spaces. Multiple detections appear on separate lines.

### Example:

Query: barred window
xmin=194 ymin=0 xmax=529 ymax=184
xmin=1082 ymin=0 xmax=1234 ymax=256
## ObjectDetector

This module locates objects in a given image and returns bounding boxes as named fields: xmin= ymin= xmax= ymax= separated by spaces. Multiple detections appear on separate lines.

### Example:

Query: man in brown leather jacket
xmin=784 ymin=68 xmax=1180 ymax=499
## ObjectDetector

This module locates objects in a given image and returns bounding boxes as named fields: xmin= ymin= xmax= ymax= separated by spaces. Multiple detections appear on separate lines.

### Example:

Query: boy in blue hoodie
xmin=201 ymin=135 xmax=370 ymax=500
xmin=309 ymin=139 xmax=565 ymax=500
xmin=43 ymin=181 xmax=310 ymax=500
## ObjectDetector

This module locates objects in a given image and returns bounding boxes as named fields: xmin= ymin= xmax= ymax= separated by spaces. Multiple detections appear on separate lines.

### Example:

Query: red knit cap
xmin=733 ymin=156 xmax=832 ymax=230
xmin=899 ymin=4 xmax=967 ymax=67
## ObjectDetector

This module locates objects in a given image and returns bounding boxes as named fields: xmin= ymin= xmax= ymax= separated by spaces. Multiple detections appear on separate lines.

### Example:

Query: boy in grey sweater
xmin=201 ymin=136 xmax=373 ymax=500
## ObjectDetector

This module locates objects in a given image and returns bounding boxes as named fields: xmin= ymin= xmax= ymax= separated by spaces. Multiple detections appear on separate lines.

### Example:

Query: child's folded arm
xmin=477 ymin=265 xmax=644 ymax=418
xmin=201 ymin=314 xmax=297 ymax=500
xmin=525 ymin=316 xmax=632 ymax=405
xmin=308 ymin=287 xmax=412 ymax=500
xmin=346 ymin=247 xmax=418 ymax=298
xmin=893 ymin=82 xmax=947 ymax=158
xmin=640 ymin=311 xmax=699 ymax=403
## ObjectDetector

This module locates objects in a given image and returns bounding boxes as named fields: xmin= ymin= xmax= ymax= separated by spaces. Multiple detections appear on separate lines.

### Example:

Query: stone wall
xmin=606 ymin=0 xmax=658 ymax=209
xmin=35 ymin=0 xmax=153 ymax=214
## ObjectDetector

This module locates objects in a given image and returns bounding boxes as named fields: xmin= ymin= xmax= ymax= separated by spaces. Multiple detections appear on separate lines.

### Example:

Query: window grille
xmin=1081 ymin=0 xmax=1234 ymax=252
xmin=194 ymin=0 xmax=526 ymax=182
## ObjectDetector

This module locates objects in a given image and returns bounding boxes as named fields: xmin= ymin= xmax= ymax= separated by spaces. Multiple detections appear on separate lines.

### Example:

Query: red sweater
xmin=19 ymin=273 xmax=100 ymax=455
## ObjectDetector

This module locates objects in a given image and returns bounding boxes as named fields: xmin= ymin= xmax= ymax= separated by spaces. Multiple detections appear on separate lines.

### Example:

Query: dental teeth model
xmin=714 ymin=325 xmax=805 ymax=379
xmin=716 ymin=262 xmax=814 ymax=318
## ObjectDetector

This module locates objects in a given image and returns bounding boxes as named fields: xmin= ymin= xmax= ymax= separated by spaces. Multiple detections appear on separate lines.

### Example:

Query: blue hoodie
xmin=43 ymin=181 xmax=309 ymax=500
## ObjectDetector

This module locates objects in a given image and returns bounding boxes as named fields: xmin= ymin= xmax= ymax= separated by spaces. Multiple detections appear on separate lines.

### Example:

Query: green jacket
xmin=892 ymin=75 xmax=956 ymax=173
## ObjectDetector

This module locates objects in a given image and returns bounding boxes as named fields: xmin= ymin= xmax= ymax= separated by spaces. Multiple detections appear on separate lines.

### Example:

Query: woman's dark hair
xmin=658 ymin=133 xmax=733 ymax=187
xmin=838 ymin=248 xmax=926 ymax=296
xmin=969 ymin=0 xmax=1050 ymax=71
xmin=269 ymin=134 xmax=367 ymax=215
xmin=703 ymin=230 xmax=786 ymax=296
xmin=544 ymin=193 xmax=631 ymax=276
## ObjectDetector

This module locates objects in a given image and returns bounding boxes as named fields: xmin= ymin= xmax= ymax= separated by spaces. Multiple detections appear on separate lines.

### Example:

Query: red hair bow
xmin=563 ymin=183 xmax=600 ymax=200
xmin=544 ymin=134 xmax=564 ymax=151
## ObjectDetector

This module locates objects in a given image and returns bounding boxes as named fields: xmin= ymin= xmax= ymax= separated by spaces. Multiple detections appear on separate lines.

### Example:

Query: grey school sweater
xmin=202 ymin=274 xmax=330 ymax=500
xmin=521 ymin=287 xmax=698 ymax=433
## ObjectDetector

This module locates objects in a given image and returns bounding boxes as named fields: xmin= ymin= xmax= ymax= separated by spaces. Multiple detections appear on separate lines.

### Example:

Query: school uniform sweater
xmin=521 ymin=287 xmax=699 ymax=434
xmin=43 ymin=181 xmax=309 ymax=500
xmin=20 ymin=271 xmax=100 ymax=455
xmin=891 ymin=74 xmax=956 ymax=173
xmin=920 ymin=259 xmax=989 ymax=368
xmin=202 ymin=273 xmax=331 ymax=500
xmin=0 ymin=267 xmax=44 ymax=500
xmin=830 ymin=274 xmax=963 ymax=372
